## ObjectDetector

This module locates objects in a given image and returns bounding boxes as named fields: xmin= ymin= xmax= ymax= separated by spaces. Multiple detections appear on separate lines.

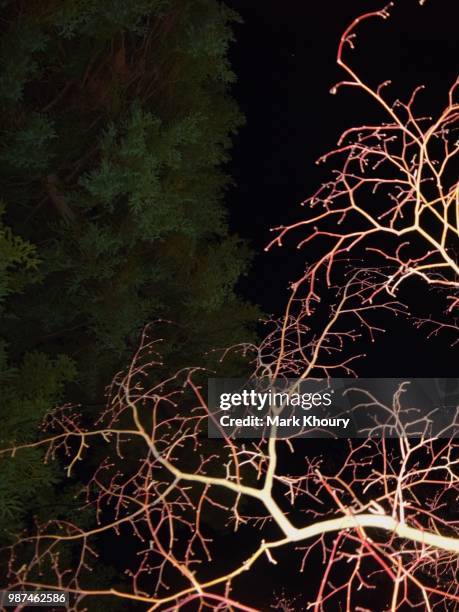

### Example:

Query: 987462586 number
xmin=0 ymin=591 xmax=69 ymax=607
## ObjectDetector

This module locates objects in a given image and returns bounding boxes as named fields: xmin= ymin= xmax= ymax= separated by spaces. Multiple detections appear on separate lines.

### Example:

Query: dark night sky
xmin=225 ymin=0 xmax=459 ymax=377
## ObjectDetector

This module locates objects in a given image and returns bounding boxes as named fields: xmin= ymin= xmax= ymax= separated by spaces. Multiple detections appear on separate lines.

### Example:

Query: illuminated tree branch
xmin=268 ymin=2 xmax=459 ymax=316
xmin=1 ymin=279 xmax=458 ymax=610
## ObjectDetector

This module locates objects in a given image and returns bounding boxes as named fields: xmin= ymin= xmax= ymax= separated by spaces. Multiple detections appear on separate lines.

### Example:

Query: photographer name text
xmin=219 ymin=414 xmax=350 ymax=429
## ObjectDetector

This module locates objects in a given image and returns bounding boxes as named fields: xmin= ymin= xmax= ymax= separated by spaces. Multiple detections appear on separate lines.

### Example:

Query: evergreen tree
xmin=0 ymin=0 xmax=258 ymax=551
xmin=0 ymin=0 xmax=257 ymax=399
xmin=0 ymin=208 xmax=75 ymax=537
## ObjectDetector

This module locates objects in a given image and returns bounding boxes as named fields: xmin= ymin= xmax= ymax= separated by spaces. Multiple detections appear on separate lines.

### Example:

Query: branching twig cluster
xmin=268 ymin=3 xmax=459 ymax=322
xmin=1 ymin=277 xmax=458 ymax=610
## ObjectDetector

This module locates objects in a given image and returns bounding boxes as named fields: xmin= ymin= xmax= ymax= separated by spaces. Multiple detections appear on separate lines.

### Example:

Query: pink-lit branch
xmin=1 ymin=289 xmax=458 ymax=610
xmin=268 ymin=2 xmax=459 ymax=316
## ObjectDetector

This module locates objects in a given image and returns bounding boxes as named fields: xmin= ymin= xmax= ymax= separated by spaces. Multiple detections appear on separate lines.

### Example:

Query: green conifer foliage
xmin=0 ymin=207 xmax=76 ymax=538
xmin=0 ymin=0 xmax=258 ymax=549
xmin=0 ymin=0 xmax=258 ymax=400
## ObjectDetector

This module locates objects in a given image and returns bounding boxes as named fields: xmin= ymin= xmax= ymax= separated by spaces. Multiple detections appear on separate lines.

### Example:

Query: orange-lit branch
xmin=1 ymin=291 xmax=458 ymax=611
xmin=268 ymin=2 xmax=459 ymax=315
